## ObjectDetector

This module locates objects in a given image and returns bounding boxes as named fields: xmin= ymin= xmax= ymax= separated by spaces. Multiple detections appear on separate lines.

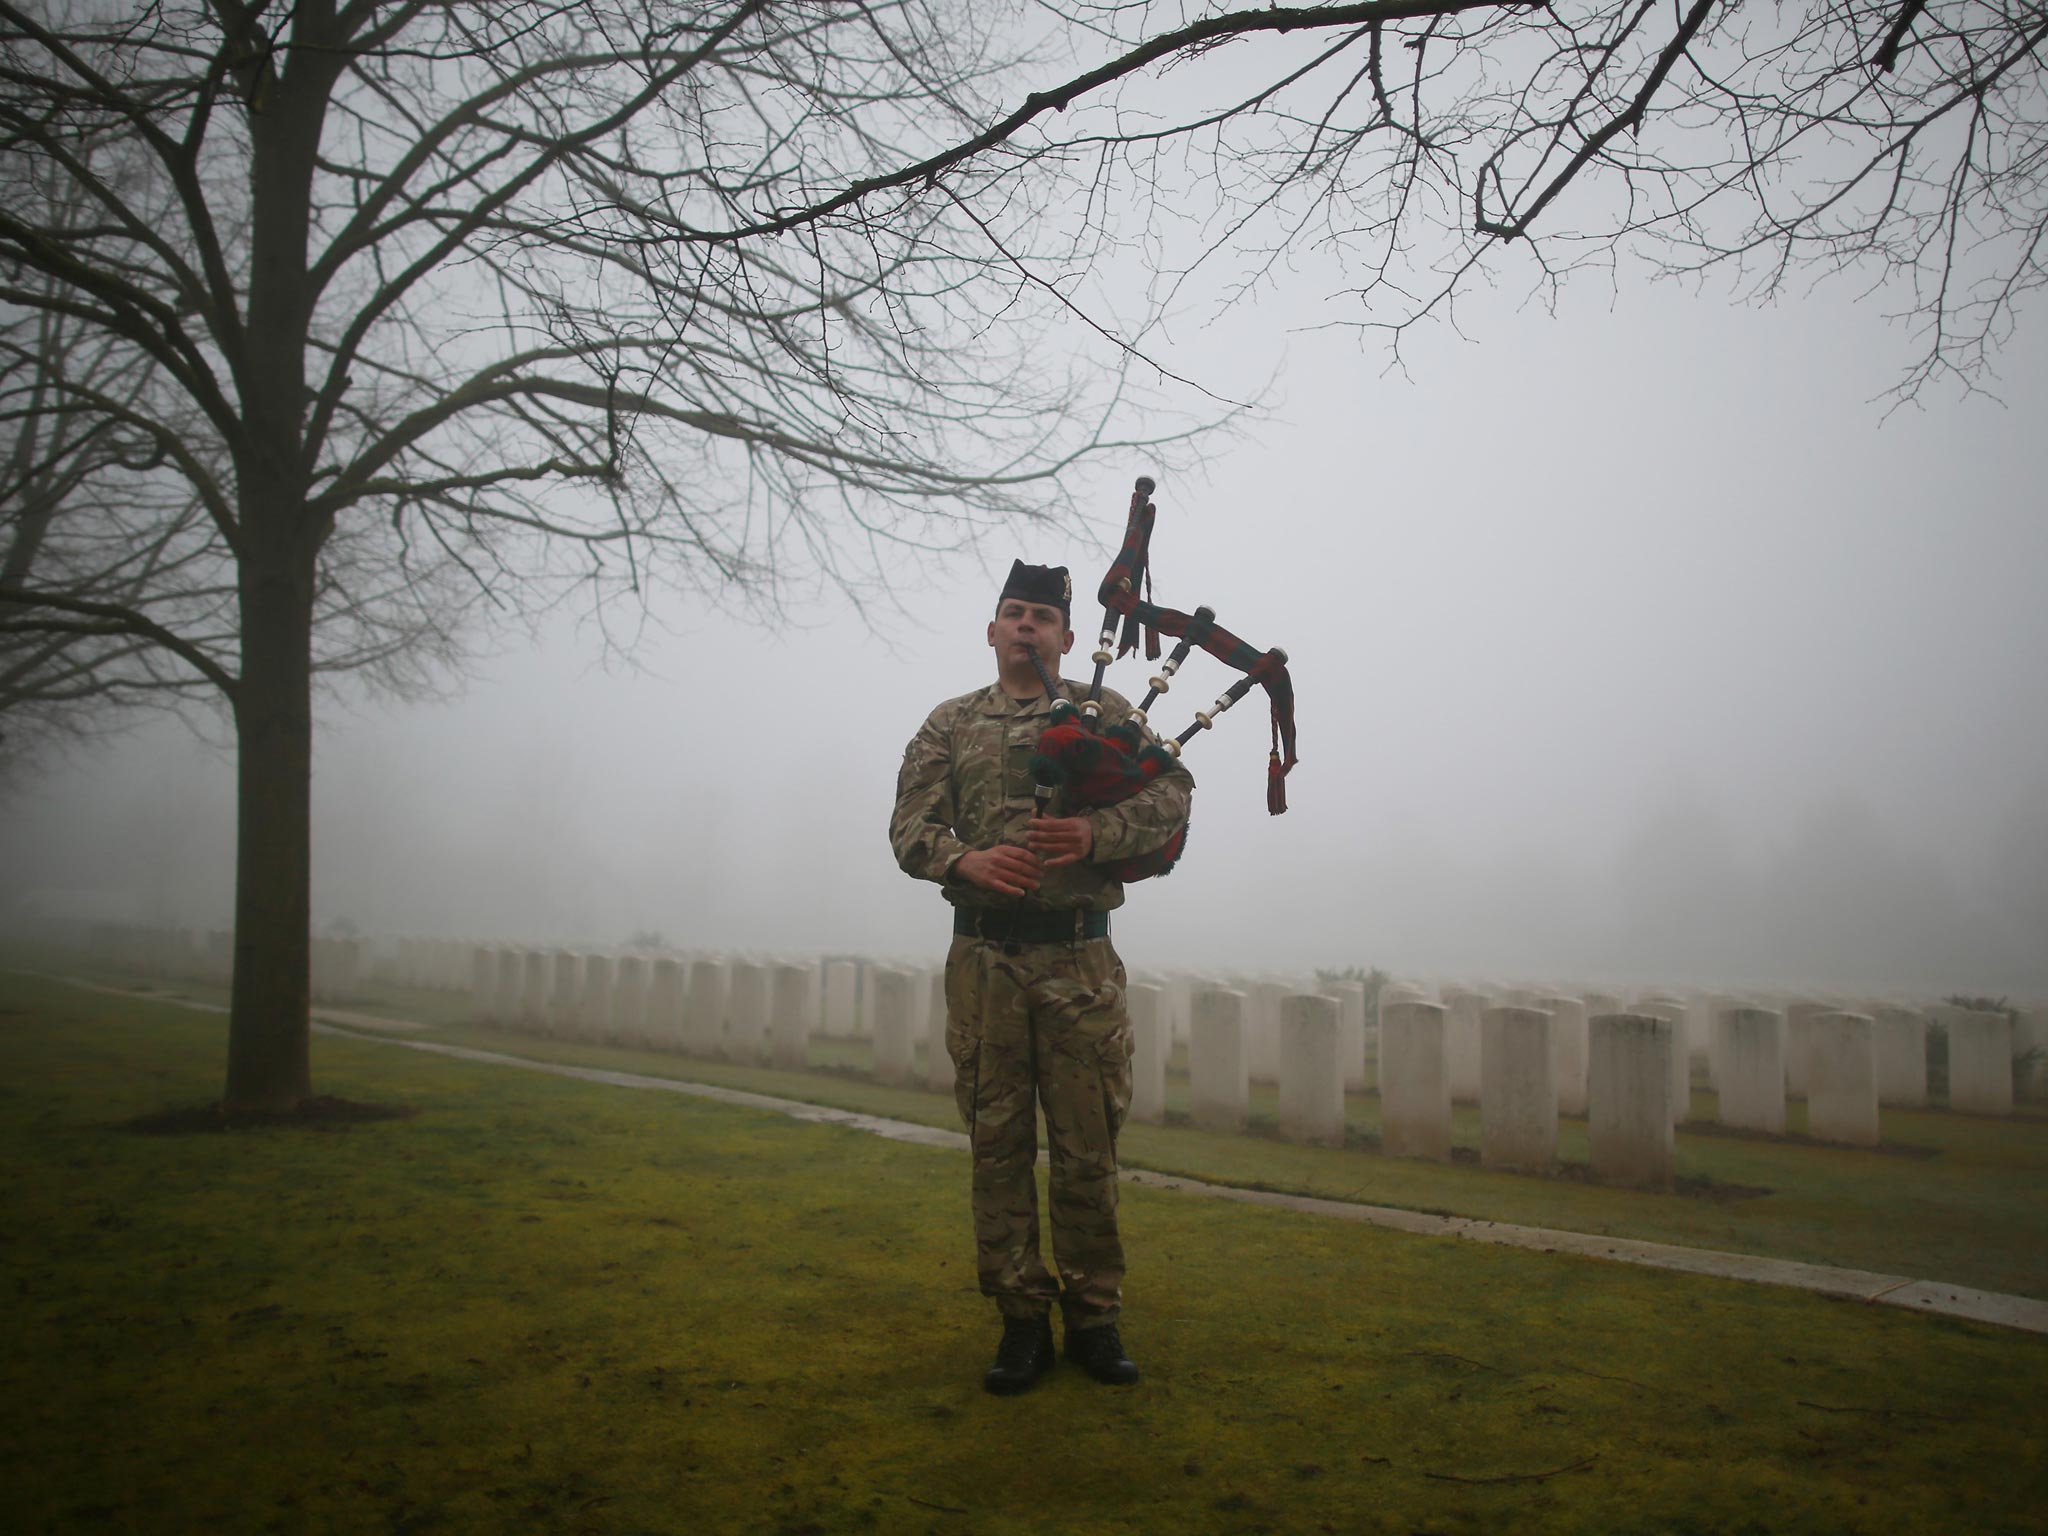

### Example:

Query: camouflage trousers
xmin=943 ymin=933 xmax=1132 ymax=1328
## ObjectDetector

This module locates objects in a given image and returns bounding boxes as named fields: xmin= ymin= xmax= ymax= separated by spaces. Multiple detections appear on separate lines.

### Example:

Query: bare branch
xmin=0 ymin=587 xmax=239 ymax=699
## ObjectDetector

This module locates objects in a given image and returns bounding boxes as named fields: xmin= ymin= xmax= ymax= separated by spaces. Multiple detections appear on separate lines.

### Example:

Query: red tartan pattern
xmin=1029 ymin=717 xmax=1188 ymax=880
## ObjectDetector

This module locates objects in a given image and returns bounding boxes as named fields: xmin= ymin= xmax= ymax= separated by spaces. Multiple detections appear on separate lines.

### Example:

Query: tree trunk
xmin=223 ymin=537 xmax=318 ymax=1113
xmin=220 ymin=14 xmax=338 ymax=1114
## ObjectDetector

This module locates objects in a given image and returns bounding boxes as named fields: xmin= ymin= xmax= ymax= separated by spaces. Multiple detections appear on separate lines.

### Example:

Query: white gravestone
xmin=547 ymin=950 xmax=581 ymax=1038
xmin=1441 ymin=989 xmax=1486 ymax=1104
xmin=1325 ymin=981 xmax=1369 ymax=1091
xmin=612 ymin=956 xmax=648 ymax=1045
xmin=1243 ymin=979 xmax=1285 ymax=1084
xmin=1872 ymin=1006 xmax=1928 ymax=1108
xmin=469 ymin=946 xmax=497 ymax=1025
xmin=1481 ymin=1006 xmax=1557 ymax=1173
xmin=822 ymin=960 xmax=858 ymax=1037
xmin=852 ymin=961 xmax=878 ymax=1040
xmin=1278 ymin=994 xmax=1345 ymax=1146
xmin=1632 ymin=997 xmax=1691 ymax=1124
xmin=685 ymin=959 xmax=727 ymax=1055
xmin=1589 ymin=1014 xmax=1675 ymax=1189
xmin=576 ymin=954 xmax=615 ymax=1043
xmin=1703 ymin=992 xmax=1745 ymax=1089
xmin=1947 ymin=1008 xmax=2014 ymax=1115
xmin=1536 ymin=994 xmax=1589 ymax=1116
xmin=769 ymin=963 xmax=812 ymax=1069
xmin=646 ymin=959 xmax=686 ymax=1050
xmin=521 ymin=950 xmax=551 ymax=1031
xmin=1682 ymin=995 xmax=1714 ymax=1070
xmin=433 ymin=939 xmax=462 ymax=990
xmin=870 ymin=966 xmax=916 ymax=1086
xmin=1128 ymin=983 xmax=1168 ymax=1125
xmin=493 ymin=948 xmax=524 ymax=1029
xmin=725 ymin=962 xmax=770 ymax=1064
xmin=1379 ymin=1000 xmax=1451 ymax=1161
xmin=1714 ymin=1008 xmax=1786 ymax=1134
xmin=1807 ymin=1011 xmax=1879 ymax=1145
xmin=1165 ymin=975 xmax=1194 ymax=1048
xmin=1189 ymin=988 xmax=1248 ymax=1133
xmin=1783 ymin=1001 xmax=1831 ymax=1096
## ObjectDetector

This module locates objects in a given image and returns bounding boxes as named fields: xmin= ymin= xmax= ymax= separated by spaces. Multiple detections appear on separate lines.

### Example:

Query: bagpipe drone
xmin=1027 ymin=476 xmax=1298 ymax=881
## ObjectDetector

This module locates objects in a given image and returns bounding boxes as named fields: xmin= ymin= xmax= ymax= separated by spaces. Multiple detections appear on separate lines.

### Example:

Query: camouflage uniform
xmin=891 ymin=677 xmax=1194 ymax=1328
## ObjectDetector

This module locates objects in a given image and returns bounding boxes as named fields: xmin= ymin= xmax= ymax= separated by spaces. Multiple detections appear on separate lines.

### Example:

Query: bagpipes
xmin=1027 ymin=476 xmax=1298 ymax=880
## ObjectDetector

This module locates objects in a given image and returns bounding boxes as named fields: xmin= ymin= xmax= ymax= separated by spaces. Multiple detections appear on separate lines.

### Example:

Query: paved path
xmin=27 ymin=975 xmax=2048 ymax=1336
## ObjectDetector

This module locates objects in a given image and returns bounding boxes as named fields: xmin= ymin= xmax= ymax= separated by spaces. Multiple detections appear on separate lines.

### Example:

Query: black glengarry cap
xmin=999 ymin=559 xmax=1072 ymax=622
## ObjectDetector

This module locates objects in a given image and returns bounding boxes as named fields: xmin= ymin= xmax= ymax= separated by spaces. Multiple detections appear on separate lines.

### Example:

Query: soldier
xmin=890 ymin=560 xmax=1194 ymax=1394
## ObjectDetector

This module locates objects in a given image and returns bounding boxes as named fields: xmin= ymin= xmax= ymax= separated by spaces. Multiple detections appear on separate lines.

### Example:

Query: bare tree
xmin=0 ymin=1 xmax=1183 ymax=1112
xmin=1 ymin=278 xmax=473 ymax=789
xmin=723 ymin=0 xmax=2046 ymax=400
xmin=1 ymin=301 xmax=211 ymax=782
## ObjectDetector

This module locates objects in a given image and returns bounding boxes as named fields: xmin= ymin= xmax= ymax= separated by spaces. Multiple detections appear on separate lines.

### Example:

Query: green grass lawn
xmin=4 ymin=970 xmax=2047 ymax=1535
xmin=30 ymin=952 xmax=2048 ymax=1300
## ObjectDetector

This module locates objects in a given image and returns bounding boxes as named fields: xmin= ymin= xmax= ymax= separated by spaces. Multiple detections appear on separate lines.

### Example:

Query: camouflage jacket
xmin=890 ymin=676 xmax=1195 ymax=912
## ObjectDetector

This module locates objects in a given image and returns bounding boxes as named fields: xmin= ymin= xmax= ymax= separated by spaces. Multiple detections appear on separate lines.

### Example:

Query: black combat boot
xmin=983 ymin=1314 xmax=1055 ymax=1395
xmin=1065 ymin=1322 xmax=1140 ymax=1385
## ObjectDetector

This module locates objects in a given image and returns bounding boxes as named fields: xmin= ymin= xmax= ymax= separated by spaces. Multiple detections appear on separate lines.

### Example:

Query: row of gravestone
xmin=76 ymin=927 xmax=2035 ymax=1181
xmin=87 ymin=918 xmax=2038 ymax=1098
xmin=1378 ymin=988 xmax=2027 ymax=1125
xmin=80 ymin=924 xmax=388 ymax=1002
xmin=465 ymin=947 xmax=814 ymax=1067
xmin=1107 ymin=977 xmax=2038 ymax=1126
xmin=457 ymin=948 xmax=2036 ymax=1193
xmin=1368 ymin=999 xmax=2023 ymax=1186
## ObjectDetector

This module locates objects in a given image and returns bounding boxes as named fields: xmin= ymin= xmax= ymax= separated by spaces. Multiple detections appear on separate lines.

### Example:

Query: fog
xmin=5 ymin=268 xmax=2045 ymax=997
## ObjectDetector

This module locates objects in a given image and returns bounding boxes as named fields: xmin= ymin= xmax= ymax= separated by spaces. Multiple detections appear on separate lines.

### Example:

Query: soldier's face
xmin=989 ymin=599 xmax=1073 ymax=670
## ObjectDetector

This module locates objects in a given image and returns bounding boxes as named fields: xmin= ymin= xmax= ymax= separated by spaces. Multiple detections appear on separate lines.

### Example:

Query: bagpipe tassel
xmin=1267 ymin=750 xmax=1289 ymax=815
xmin=1266 ymin=711 xmax=1292 ymax=816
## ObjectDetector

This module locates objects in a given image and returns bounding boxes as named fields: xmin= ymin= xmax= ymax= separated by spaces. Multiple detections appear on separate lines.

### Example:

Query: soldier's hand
xmin=953 ymin=844 xmax=1043 ymax=895
xmin=1025 ymin=815 xmax=1094 ymax=868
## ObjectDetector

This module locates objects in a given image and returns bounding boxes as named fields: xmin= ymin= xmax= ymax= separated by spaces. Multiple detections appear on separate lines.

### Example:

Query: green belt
xmin=953 ymin=906 xmax=1110 ymax=945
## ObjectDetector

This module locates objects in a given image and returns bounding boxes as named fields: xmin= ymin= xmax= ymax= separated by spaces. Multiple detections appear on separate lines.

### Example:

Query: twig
xmin=907 ymin=1496 xmax=968 ymax=1515
xmin=1423 ymin=1455 xmax=1598 ymax=1486
xmin=1797 ymin=1400 xmax=1968 ymax=1422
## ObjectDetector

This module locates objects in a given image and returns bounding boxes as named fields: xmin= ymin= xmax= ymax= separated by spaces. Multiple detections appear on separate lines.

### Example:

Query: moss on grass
xmin=4 ymin=971 xmax=2048 ymax=1535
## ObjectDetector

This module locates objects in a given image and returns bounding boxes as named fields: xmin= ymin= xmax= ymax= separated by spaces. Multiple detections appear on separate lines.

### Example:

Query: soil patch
xmin=119 ymin=1096 xmax=416 ymax=1135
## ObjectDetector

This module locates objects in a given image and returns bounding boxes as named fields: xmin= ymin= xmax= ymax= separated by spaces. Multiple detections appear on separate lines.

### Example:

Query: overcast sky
xmin=4 ymin=185 xmax=2044 ymax=998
